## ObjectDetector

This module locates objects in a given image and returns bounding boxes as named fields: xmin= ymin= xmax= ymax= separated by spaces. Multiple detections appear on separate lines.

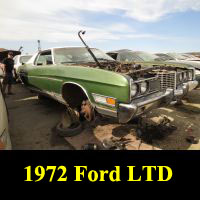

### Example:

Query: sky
xmin=0 ymin=0 xmax=200 ymax=54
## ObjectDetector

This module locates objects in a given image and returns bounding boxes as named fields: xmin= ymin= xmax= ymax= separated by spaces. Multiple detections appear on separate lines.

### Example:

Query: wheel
xmin=55 ymin=121 xmax=83 ymax=137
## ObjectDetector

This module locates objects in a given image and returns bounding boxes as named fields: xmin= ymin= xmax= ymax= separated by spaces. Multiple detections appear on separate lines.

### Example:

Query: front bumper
xmin=118 ymin=80 xmax=198 ymax=124
xmin=174 ymin=80 xmax=198 ymax=100
xmin=118 ymin=89 xmax=174 ymax=123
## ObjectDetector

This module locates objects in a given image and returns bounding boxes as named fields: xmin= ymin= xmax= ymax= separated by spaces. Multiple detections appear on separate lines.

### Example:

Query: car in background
xmin=166 ymin=53 xmax=200 ymax=62
xmin=0 ymin=87 xmax=12 ymax=150
xmin=107 ymin=50 xmax=200 ymax=88
xmin=14 ymin=54 xmax=32 ymax=73
xmin=186 ymin=52 xmax=200 ymax=59
xmin=0 ymin=49 xmax=21 ymax=62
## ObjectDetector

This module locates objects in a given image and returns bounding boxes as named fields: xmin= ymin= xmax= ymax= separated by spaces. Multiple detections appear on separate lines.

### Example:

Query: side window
xmin=35 ymin=51 xmax=53 ymax=66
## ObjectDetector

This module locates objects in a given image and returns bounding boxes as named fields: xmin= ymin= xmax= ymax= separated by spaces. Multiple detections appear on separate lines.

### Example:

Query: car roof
xmin=107 ymin=49 xmax=132 ymax=54
xmin=107 ymin=50 xmax=149 ymax=54
xmin=40 ymin=46 xmax=87 ymax=52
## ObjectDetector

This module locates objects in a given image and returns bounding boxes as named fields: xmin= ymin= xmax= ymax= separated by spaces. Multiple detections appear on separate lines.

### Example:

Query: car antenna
xmin=18 ymin=46 xmax=23 ymax=52
xmin=78 ymin=30 xmax=102 ymax=68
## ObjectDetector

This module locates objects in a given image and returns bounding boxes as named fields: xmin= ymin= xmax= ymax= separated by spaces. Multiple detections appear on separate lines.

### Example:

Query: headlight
xmin=131 ymin=83 xmax=138 ymax=97
xmin=140 ymin=81 xmax=148 ymax=94
xmin=187 ymin=71 xmax=193 ymax=80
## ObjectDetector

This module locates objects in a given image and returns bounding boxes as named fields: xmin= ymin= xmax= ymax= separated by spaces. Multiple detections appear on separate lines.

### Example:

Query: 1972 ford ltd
xmin=18 ymin=32 xmax=198 ymax=128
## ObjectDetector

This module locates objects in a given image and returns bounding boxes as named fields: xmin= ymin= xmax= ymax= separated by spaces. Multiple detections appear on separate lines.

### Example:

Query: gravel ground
xmin=6 ymin=84 xmax=200 ymax=150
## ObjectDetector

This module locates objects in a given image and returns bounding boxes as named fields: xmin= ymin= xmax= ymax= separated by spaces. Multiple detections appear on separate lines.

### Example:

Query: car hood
xmin=131 ymin=60 xmax=198 ymax=70
xmin=164 ymin=60 xmax=200 ymax=70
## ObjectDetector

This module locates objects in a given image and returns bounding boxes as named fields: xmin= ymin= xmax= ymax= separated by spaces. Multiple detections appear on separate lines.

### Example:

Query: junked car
xmin=14 ymin=54 xmax=32 ymax=73
xmin=0 ymin=87 xmax=12 ymax=150
xmin=166 ymin=53 xmax=200 ymax=62
xmin=0 ymin=49 xmax=21 ymax=62
xmin=18 ymin=32 xmax=197 ymax=135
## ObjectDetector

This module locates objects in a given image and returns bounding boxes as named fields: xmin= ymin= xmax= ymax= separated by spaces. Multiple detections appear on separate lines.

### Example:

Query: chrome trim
xmin=95 ymin=106 xmax=117 ymax=118
xmin=28 ymin=76 xmax=63 ymax=82
xmin=130 ymin=76 xmax=159 ymax=100
xmin=118 ymin=89 xmax=174 ymax=123
xmin=134 ymin=90 xmax=159 ymax=99
xmin=131 ymin=76 xmax=158 ymax=84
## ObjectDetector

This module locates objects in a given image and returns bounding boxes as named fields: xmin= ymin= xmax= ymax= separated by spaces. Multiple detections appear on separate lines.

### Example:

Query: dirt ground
xmin=6 ymin=84 xmax=200 ymax=150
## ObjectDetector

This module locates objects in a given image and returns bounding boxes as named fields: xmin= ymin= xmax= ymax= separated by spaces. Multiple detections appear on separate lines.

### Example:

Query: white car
xmin=0 ymin=87 xmax=12 ymax=150
xmin=14 ymin=54 xmax=32 ymax=72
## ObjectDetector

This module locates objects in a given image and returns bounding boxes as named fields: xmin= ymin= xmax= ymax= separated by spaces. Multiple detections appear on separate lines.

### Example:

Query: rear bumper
xmin=118 ymin=89 xmax=174 ymax=123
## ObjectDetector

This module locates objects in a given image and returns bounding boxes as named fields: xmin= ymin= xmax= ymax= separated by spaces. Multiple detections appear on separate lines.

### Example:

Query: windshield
xmin=20 ymin=56 xmax=32 ymax=63
xmin=53 ymin=47 xmax=115 ymax=64
xmin=134 ymin=52 xmax=161 ymax=62
xmin=155 ymin=53 xmax=175 ymax=61
xmin=117 ymin=51 xmax=143 ymax=62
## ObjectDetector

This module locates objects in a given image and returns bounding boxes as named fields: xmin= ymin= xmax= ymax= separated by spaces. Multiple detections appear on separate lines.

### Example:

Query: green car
xmin=19 ymin=46 xmax=197 ymax=124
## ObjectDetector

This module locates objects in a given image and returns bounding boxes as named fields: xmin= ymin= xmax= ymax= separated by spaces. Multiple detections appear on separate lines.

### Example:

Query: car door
xmin=27 ymin=50 xmax=54 ymax=94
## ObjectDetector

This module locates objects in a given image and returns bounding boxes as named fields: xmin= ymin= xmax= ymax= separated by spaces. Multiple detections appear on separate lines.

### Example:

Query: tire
xmin=55 ymin=121 xmax=83 ymax=137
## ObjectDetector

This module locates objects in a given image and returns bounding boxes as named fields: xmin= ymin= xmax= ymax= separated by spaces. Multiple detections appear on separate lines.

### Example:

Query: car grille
xmin=156 ymin=71 xmax=176 ymax=90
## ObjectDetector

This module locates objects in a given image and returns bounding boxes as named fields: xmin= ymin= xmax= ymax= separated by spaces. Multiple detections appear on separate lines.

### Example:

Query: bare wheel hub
xmin=81 ymin=100 xmax=95 ymax=121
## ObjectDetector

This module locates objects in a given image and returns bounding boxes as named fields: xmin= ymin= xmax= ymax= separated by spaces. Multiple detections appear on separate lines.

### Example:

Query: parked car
xmin=0 ymin=49 xmax=21 ymax=62
xmin=0 ymin=87 xmax=12 ymax=150
xmin=18 ymin=45 xmax=198 ymax=127
xmin=13 ymin=54 xmax=32 ymax=73
xmin=107 ymin=50 xmax=200 ymax=88
xmin=186 ymin=52 xmax=200 ymax=59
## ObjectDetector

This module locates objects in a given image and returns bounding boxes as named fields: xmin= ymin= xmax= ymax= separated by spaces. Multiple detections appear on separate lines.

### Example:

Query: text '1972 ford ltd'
xmin=19 ymin=32 xmax=198 ymax=129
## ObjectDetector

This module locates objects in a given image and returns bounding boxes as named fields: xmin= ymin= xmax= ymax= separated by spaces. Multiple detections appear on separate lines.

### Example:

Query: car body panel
xmin=13 ymin=54 xmax=32 ymax=72
xmin=24 ymin=63 xmax=130 ymax=105
xmin=0 ymin=89 xmax=12 ymax=150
